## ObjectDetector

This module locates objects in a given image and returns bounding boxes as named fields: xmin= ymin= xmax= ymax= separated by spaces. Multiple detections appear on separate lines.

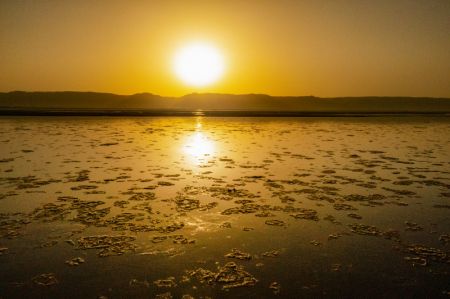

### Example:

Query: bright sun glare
xmin=173 ymin=42 xmax=225 ymax=87
xmin=183 ymin=118 xmax=215 ymax=166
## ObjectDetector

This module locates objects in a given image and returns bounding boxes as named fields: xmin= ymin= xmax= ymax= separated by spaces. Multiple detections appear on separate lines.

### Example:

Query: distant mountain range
xmin=1 ymin=91 xmax=450 ymax=115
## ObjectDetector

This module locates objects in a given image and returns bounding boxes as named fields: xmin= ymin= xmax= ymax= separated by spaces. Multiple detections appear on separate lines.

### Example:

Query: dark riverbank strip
xmin=1 ymin=108 xmax=449 ymax=117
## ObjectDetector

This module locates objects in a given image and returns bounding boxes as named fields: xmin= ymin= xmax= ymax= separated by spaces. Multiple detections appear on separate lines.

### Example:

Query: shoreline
xmin=1 ymin=109 xmax=450 ymax=117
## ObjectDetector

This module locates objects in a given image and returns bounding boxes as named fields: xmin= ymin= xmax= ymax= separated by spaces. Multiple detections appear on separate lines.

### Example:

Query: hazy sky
xmin=1 ymin=0 xmax=449 ymax=97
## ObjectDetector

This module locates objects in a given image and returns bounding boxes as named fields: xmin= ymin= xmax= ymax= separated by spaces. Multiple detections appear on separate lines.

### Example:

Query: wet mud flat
xmin=0 ymin=116 xmax=449 ymax=298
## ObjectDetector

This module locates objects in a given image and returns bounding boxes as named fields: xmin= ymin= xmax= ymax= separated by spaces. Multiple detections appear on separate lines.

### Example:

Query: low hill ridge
xmin=1 ymin=91 xmax=450 ymax=113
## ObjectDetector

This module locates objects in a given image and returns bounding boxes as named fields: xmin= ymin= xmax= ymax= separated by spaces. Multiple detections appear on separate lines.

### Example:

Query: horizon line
xmin=2 ymin=90 xmax=450 ymax=99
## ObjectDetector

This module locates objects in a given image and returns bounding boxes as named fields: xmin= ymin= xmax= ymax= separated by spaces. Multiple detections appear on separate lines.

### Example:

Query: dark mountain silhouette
xmin=1 ymin=91 xmax=450 ymax=115
xmin=0 ymin=91 xmax=171 ymax=109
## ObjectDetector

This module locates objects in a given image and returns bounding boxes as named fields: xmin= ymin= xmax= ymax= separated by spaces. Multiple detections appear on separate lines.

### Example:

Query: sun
xmin=173 ymin=42 xmax=225 ymax=87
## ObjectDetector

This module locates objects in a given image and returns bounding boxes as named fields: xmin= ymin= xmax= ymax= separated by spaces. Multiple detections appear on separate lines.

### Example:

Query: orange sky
xmin=1 ymin=0 xmax=449 ymax=97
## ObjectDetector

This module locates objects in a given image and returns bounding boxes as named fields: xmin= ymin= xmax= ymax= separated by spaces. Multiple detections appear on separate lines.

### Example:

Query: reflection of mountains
xmin=1 ymin=91 xmax=450 ymax=114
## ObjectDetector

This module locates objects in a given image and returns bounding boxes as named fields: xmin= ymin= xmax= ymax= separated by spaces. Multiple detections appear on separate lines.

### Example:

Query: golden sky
xmin=1 ymin=0 xmax=449 ymax=97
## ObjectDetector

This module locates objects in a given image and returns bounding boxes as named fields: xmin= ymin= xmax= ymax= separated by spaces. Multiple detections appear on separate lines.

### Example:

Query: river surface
xmin=0 ymin=116 xmax=449 ymax=298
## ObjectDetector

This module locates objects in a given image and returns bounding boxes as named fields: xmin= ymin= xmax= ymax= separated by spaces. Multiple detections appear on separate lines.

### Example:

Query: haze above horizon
xmin=1 ymin=1 xmax=449 ymax=98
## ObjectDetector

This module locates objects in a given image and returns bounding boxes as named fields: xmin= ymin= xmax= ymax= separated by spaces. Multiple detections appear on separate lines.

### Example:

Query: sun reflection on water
xmin=183 ymin=118 xmax=215 ymax=165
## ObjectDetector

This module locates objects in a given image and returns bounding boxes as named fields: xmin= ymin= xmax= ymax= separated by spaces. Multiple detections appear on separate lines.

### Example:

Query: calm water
xmin=0 ymin=116 xmax=449 ymax=298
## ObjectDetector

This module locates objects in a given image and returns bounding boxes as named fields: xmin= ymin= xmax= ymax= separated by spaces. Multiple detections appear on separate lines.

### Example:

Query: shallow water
xmin=0 ymin=116 xmax=449 ymax=298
